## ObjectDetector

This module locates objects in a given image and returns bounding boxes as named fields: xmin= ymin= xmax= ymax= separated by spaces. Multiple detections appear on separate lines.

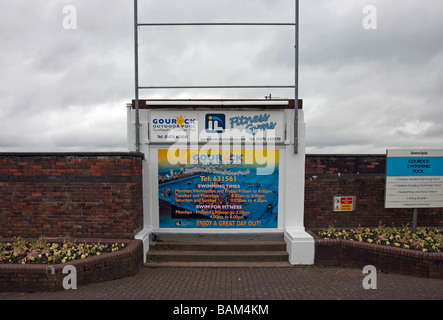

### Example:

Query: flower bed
xmin=0 ymin=238 xmax=143 ymax=292
xmin=313 ymin=226 xmax=443 ymax=279
xmin=317 ymin=225 xmax=442 ymax=252
xmin=0 ymin=237 xmax=126 ymax=265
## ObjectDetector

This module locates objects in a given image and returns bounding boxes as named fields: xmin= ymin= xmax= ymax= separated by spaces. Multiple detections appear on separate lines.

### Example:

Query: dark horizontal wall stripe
xmin=0 ymin=152 xmax=145 ymax=158
xmin=0 ymin=175 xmax=142 ymax=183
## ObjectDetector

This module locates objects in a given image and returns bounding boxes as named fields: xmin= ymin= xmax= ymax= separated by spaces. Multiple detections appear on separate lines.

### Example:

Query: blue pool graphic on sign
xmin=158 ymin=149 xmax=279 ymax=229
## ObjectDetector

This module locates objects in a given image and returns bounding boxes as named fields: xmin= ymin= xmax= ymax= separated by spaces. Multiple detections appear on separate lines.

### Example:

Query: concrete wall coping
xmin=0 ymin=152 xmax=145 ymax=158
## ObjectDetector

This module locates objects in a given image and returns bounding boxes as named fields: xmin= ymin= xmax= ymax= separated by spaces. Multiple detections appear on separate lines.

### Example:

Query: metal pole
xmin=134 ymin=0 xmax=140 ymax=152
xmin=412 ymin=208 xmax=418 ymax=234
xmin=293 ymin=0 xmax=299 ymax=154
xmin=138 ymin=22 xmax=295 ymax=26
xmin=139 ymin=85 xmax=294 ymax=90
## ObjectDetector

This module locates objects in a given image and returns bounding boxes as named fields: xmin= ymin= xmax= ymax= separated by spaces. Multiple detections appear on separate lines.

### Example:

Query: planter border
xmin=0 ymin=238 xmax=143 ymax=292
xmin=309 ymin=231 xmax=443 ymax=279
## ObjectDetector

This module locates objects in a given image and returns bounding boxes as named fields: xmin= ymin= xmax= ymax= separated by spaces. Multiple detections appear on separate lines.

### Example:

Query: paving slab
xmin=0 ymin=265 xmax=442 ymax=301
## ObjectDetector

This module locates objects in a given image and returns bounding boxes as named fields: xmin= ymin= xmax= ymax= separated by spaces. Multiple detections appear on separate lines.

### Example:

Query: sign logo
xmin=152 ymin=115 xmax=196 ymax=129
xmin=205 ymin=114 xmax=225 ymax=133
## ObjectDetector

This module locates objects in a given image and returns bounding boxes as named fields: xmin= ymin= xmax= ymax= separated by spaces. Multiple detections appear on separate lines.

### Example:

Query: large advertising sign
xmin=158 ymin=148 xmax=279 ymax=228
xmin=385 ymin=149 xmax=443 ymax=208
xmin=149 ymin=110 xmax=285 ymax=143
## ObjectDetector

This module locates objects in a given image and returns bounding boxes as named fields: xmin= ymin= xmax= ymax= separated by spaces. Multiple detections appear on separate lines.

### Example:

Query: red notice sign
xmin=333 ymin=196 xmax=355 ymax=212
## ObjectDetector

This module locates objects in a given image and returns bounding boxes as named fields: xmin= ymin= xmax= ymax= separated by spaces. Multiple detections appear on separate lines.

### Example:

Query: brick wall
xmin=305 ymin=155 xmax=443 ymax=229
xmin=1 ymin=153 xmax=441 ymax=238
xmin=0 ymin=153 xmax=144 ymax=239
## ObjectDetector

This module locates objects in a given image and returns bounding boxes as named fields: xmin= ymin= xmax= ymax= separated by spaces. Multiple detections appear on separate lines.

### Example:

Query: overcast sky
xmin=0 ymin=0 xmax=442 ymax=154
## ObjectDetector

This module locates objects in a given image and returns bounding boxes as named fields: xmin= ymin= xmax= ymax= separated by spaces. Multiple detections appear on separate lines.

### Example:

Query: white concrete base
xmin=284 ymin=228 xmax=315 ymax=265
xmin=134 ymin=228 xmax=152 ymax=263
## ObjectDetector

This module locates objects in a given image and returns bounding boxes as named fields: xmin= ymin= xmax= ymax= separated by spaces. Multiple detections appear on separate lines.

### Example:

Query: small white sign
xmin=333 ymin=196 xmax=355 ymax=212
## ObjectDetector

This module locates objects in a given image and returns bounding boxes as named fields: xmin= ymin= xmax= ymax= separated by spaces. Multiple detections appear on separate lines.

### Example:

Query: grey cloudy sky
xmin=0 ymin=0 xmax=442 ymax=154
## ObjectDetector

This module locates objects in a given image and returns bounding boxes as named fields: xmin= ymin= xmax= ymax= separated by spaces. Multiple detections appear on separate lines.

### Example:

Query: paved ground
xmin=1 ymin=265 xmax=442 ymax=301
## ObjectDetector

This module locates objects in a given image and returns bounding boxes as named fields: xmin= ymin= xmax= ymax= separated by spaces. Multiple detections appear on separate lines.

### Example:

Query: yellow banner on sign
xmin=340 ymin=204 xmax=353 ymax=211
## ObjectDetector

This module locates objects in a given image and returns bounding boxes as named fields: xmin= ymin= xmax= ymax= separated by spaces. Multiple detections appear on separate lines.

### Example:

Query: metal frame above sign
xmin=132 ymin=0 xmax=300 ymax=154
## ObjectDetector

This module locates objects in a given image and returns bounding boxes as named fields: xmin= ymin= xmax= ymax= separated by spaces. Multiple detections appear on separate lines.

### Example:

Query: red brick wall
xmin=305 ymin=155 xmax=443 ymax=229
xmin=0 ymin=153 xmax=144 ymax=239
xmin=1 ymin=153 xmax=441 ymax=238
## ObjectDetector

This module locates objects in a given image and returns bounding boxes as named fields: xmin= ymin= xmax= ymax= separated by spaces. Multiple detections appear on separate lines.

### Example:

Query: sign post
xmin=412 ymin=208 xmax=418 ymax=234
xmin=385 ymin=149 xmax=443 ymax=232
